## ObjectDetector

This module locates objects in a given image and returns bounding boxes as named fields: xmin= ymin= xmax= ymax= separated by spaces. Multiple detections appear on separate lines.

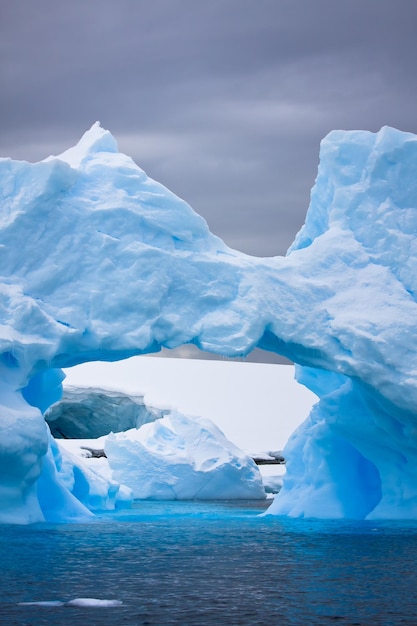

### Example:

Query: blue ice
xmin=1 ymin=123 xmax=417 ymax=521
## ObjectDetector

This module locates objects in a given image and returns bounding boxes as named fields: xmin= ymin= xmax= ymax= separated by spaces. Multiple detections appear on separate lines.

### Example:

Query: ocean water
xmin=1 ymin=500 xmax=417 ymax=625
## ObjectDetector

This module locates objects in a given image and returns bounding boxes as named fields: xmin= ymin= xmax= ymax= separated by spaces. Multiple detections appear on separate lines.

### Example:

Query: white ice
xmin=19 ymin=598 xmax=123 ymax=607
xmin=105 ymin=411 xmax=265 ymax=500
xmin=65 ymin=598 xmax=123 ymax=607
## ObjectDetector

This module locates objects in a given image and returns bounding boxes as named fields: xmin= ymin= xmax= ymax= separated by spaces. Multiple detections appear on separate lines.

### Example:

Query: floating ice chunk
xmin=105 ymin=412 xmax=266 ymax=500
xmin=66 ymin=598 xmax=123 ymax=607
xmin=18 ymin=598 xmax=123 ymax=608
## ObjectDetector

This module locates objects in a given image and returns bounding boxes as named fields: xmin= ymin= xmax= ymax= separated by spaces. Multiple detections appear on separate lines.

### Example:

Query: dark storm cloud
xmin=2 ymin=0 xmax=417 ymax=260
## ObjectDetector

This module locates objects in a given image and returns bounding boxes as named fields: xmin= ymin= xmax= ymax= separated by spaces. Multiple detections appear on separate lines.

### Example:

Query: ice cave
xmin=1 ymin=122 xmax=417 ymax=522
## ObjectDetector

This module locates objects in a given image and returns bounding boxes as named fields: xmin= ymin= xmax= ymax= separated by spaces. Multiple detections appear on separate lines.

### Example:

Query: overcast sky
xmin=2 ymin=0 xmax=417 ymax=361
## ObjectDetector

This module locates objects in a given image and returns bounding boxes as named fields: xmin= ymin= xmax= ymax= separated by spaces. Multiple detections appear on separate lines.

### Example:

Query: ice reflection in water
xmin=1 ymin=500 xmax=417 ymax=625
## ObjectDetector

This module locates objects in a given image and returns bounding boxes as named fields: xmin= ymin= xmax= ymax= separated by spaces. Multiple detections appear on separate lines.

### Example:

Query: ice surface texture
xmin=105 ymin=411 xmax=265 ymax=500
xmin=45 ymin=386 xmax=161 ymax=439
xmin=1 ymin=122 xmax=417 ymax=521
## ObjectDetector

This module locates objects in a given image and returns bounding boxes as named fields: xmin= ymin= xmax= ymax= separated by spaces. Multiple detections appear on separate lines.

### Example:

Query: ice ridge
xmin=1 ymin=123 xmax=417 ymax=521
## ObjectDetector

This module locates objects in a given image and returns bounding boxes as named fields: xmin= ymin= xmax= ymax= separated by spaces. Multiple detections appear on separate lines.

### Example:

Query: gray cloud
xmin=2 ymin=0 xmax=417 ymax=361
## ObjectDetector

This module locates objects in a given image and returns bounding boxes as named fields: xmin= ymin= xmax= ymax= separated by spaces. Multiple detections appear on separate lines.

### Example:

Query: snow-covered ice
xmin=65 ymin=598 xmax=123 ymax=607
xmin=55 ymin=399 xmax=268 ymax=503
xmin=105 ymin=411 xmax=265 ymax=500
xmin=2 ymin=122 xmax=417 ymax=521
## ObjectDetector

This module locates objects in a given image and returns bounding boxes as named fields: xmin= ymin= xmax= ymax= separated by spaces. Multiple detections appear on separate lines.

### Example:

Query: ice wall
xmin=1 ymin=123 xmax=417 ymax=521
xmin=46 ymin=386 xmax=162 ymax=439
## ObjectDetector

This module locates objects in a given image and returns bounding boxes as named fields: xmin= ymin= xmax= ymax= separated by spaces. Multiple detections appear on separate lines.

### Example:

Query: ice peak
xmin=56 ymin=122 xmax=118 ymax=168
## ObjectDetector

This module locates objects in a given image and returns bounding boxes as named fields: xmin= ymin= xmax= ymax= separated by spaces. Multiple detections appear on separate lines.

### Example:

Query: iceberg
xmin=51 ymin=381 xmax=266 ymax=501
xmin=19 ymin=598 xmax=123 ymax=608
xmin=45 ymin=386 xmax=162 ymax=439
xmin=105 ymin=411 xmax=265 ymax=500
xmin=62 ymin=357 xmax=315 ymax=453
xmin=1 ymin=122 xmax=417 ymax=521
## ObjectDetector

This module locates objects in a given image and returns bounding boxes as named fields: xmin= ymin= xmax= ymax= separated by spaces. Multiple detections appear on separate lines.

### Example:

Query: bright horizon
xmin=63 ymin=356 xmax=317 ymax=452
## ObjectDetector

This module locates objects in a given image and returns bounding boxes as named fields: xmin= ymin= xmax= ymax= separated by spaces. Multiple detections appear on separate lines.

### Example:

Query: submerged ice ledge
xmin=1 ymin=122 xmax=417 ymax=521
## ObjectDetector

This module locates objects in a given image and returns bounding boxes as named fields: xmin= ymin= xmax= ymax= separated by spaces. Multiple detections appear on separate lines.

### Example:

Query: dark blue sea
xmin=1 ymin=500 xmax=417 ymax=625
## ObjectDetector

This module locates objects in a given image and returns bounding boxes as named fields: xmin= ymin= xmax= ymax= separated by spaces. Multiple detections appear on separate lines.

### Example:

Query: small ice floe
xmin=18 ymin=598 xmax=123 ymax=608
xmin=66 ymin=598 xmax=123 ymax=607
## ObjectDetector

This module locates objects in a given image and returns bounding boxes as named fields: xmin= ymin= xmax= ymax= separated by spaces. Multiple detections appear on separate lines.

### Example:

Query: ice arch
xmin=1 ymin=123 xmax=417 ymax=522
